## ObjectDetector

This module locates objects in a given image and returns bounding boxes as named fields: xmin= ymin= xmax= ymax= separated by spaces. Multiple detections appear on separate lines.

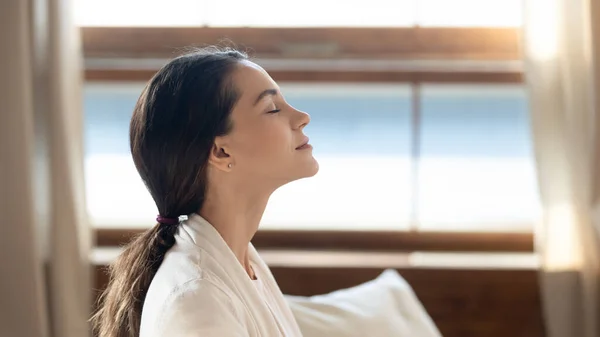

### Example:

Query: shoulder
xmin=140 ymin=245 xmax=248 ymax=337
xmin=143 ymin=277 xmax=249 ymax=337
xmin=160 ymin=278 xmax=242 ymax=329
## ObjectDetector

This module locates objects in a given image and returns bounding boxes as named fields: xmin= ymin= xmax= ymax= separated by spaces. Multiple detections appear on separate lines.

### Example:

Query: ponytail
xmin=91 ymin=224 xmax=178 ymax=337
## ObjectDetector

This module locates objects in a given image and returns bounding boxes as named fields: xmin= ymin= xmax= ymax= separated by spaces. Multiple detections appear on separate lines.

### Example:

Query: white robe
xmin=139 ymin=213 xmax=303 ymax=337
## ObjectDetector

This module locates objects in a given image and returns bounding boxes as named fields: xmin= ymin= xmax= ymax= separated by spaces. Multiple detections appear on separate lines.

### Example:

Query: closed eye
xmin=266 ymin=104 xmax=281 ymax=114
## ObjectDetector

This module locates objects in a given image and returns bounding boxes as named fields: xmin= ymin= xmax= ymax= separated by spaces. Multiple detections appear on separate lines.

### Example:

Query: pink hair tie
xmin=156 ymin=215 xmax=188 ymax=225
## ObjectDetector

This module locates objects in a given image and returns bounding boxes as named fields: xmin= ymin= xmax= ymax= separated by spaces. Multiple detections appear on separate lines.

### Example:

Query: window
xmin=81 ymin=1 xmax=536 ymax=250
xmin=84 ymin=80 xmax=538 ymax=231
xmin=417 ymin=85 xmax=538 ymax=231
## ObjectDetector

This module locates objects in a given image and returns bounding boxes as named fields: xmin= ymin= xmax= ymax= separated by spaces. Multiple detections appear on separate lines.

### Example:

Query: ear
xmin=208 ymin=137 xmax=233 ymax=172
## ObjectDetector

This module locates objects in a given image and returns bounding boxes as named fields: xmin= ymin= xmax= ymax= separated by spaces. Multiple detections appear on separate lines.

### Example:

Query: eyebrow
xmin=253 ymin=88 xmax=278 ymax=106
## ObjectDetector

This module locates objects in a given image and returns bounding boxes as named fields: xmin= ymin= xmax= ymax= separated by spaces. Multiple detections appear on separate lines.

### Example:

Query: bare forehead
xmin=230 ymin=61 xmax=278 ymax=101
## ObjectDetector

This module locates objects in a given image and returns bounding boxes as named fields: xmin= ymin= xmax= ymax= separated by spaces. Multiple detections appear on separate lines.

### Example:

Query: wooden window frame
xmin=83 ymin=26 xmax=523 ymax=83
xmin=81 ymin=26 xmax=521 ymax=60
xmin=84 ymin=26 xmax=532 ymax=252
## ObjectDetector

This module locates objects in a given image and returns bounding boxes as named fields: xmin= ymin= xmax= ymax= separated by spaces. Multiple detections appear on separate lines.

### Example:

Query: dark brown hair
xmin=91 ymin=48 xmax=247 ymax=337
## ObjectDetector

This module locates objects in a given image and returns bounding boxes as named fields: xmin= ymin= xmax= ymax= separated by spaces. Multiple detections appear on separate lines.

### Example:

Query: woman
xmin=92 ymin=48 xmax=318 ymax=337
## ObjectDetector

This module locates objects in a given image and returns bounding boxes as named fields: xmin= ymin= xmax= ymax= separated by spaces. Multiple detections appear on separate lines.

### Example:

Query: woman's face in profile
xmin=219 ymin=60 xmax=319 ymax=188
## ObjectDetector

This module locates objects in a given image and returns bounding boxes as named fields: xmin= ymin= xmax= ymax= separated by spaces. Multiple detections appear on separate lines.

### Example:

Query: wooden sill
xmin=93 ymin=247 xmax=539 ymax=270
xmin=95 ymin=228 xmax=534 ymax=253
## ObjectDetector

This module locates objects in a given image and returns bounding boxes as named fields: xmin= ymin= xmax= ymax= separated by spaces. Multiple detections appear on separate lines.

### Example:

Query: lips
xmin=295 ymin=137 xmax=310 ymax=150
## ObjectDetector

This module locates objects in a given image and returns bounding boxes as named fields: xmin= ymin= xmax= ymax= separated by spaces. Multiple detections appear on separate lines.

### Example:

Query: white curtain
xmin=0 ymin=0 xmax=92 ymax=336
xmin=523 ymin=0 xmax=600 ymax=336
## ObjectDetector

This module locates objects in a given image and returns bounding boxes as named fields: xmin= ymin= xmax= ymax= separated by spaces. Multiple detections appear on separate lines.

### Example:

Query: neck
xmin=199 ymin=179 xmax=273 ymax=277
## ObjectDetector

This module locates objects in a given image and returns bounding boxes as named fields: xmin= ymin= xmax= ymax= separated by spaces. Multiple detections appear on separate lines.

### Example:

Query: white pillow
xmin=285 ymin=269 xmax=442 ymax=337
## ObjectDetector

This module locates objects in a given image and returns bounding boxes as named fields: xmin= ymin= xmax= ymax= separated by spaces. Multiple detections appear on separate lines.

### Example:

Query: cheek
xmin=237 ymin=119 xmax=292 ymax=160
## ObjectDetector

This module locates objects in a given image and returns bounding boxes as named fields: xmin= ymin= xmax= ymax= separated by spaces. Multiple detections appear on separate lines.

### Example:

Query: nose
xmin=293 ymin=109 xmax=310 ymax=130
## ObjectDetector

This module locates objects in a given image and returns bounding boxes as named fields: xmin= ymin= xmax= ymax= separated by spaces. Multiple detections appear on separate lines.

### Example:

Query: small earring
xmin=228 ymin=163 xmax=233 ymax=168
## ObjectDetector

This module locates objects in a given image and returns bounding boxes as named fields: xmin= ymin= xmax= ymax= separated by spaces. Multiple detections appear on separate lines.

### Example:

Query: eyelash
xmin=267 ymin=105 xmax=281 ymax=114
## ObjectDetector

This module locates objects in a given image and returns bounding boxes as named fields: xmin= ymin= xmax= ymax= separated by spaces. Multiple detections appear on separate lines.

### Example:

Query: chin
xmin=285 ymin=156 xmax=319 ymax=184
xmin=304 ymin=156 xmax=319 ymax=177
xmin=296 ymin=153 xmax=319 ymax=177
